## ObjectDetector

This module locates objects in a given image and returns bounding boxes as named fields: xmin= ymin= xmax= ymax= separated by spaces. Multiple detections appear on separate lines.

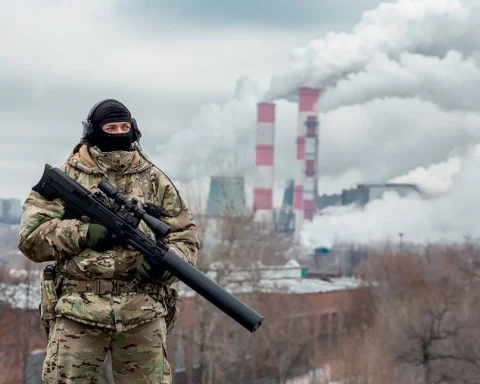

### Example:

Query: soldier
xmin=18 ymin=99 xmax=200 ymax=383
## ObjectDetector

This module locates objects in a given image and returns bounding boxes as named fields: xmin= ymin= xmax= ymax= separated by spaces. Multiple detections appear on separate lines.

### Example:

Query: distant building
xmin=282 ymin=179 xmax=294 ymax=207
xmin=318 ymin=183 xmax=421 ymax=210
xmin=168 ymin=261 xmax=362 ymax=384
xmin=0 ymin=198 xmax=22 ymax=224
xmin=273 ymin=206 xmax=295 ymax=233
xmin=273 ymin=179 xmax=296 ymax=234
xmin=313 ymin=244 xmax=370 ymax=276
xmin=3 ymin=262 xmax=364 ymax=384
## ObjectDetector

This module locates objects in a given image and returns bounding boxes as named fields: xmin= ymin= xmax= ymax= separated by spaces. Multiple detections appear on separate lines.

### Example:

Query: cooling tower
xmin=206 ymin=176 xmax=248 ymax=217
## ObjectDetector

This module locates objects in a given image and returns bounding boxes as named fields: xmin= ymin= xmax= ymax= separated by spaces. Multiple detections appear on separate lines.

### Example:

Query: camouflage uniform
xmin=18 ymin=144 xmax=200 ymax=383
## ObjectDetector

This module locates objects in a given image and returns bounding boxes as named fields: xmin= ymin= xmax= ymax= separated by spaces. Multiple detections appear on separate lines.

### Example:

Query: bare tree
xmin=332 ymin=243 xmax=480 ymax=384
xmin=168 ymin=190 xmax=316 ymax=383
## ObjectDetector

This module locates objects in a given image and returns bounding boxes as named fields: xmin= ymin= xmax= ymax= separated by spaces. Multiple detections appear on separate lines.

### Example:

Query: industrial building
xmin=250 ymin=87 xmax=422 ymax=235
xmin=253 ymin=88 xmax=321 ymax=233
xmin=200 ymin=86 xmax=423 ymax=237
xmin=272 ymin=179 xmax=295 ymax=233
xmin=14 ymin=261 xmax=362 ymax=384
xmin=317 ymin=183 xmax=421 ymax=210
xmin=0 ymin=198 xmax=22 ymax=224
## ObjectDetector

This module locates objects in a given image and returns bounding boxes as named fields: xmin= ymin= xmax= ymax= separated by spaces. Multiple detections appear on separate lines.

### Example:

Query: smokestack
xmin=294 ymin=87 xmax=321 ymax=229
xmin=254 ymin=102 xmax=275 ymax=224
xmin=304 ymin=112 xmax=320 ymax=221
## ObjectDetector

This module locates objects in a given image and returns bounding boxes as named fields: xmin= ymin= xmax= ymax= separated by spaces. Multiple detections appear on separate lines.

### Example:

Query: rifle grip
xmin=63 ymin=204 xmax=80 ymax=220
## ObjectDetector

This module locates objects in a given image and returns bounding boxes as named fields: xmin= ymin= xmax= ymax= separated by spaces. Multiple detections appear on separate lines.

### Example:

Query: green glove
xmin=86 ymin=223 xmax=110 ymax=250
xmin=137 ymin=260 xmax=169 ymax=282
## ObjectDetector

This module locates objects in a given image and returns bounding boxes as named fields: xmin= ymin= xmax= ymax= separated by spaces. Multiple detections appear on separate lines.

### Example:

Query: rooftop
xmin=0 ymin=261 xmax=361 ymax=310
xmin=173 ymin=259 xmax=361 ymax=297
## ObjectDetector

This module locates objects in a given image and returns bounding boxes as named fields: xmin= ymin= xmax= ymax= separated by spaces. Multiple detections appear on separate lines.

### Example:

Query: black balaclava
xmin=88 ymin=100 xmax=134 ymax=152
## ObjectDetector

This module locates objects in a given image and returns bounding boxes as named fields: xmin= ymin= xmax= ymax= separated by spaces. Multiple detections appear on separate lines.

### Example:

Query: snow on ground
xmin=0 ymin=261 xmax=361 ymax=310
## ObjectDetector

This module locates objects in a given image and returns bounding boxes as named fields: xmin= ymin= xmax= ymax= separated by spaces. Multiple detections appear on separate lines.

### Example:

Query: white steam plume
xmin=157 ymin=0 xmax=480 ymax=247
xmin=388 ymin=156 xmax=461 ymax=197
xmin=301 ymin=148 xmax=479 ymax=248
xmin=264 ymin=0 xmax=480 ymax=247
xmin=266 ymin=0 xmax=480 ymax=101
xmin=319 ymin=51 xmax=480 ymax=112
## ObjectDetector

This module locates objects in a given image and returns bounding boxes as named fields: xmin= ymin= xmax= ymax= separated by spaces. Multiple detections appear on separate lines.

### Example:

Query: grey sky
xmin=152 ymin=0 xmax=480 ymax=200
xmin=115 ymin=0 xmax=384 ymax=30
xmin=0 ymin=0 xmax=385 ymax=199
xmin=4 ymin=0 xmax=480 ymax=246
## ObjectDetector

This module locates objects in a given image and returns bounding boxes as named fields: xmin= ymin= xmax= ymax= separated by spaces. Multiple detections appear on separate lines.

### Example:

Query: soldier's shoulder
xmin=58 ymin=158 xmax=76 ymax=175
xmin=149 ymin=166 xmax=175 ymax=189
xmin=55 ymin=147 xmax=79 ymax=173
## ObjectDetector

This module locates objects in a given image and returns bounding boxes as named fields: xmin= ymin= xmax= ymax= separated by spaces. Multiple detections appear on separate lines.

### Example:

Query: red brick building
xmin=0 ymin=307 xmax=47 ymax=384
xmin=165 ymin=275 xmax=361 ymax=384
xmin=1 ymin=271 xmax=363 ymax=384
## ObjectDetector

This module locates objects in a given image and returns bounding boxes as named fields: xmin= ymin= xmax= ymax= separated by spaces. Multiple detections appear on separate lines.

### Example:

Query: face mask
xmin=88 ymin=145 xmax=137 ymax=173
xmin=90 ymin=129 xmax=134 ymax=152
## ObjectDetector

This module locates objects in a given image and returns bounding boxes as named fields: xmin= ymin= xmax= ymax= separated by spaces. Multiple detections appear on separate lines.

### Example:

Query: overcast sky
xmin=2 ymin=0 xmax=479 ymax=215
xmin=0 ymin=0 xmax=383 ymax=199
xmin=3 ymin=0 xmax=480 ymax=245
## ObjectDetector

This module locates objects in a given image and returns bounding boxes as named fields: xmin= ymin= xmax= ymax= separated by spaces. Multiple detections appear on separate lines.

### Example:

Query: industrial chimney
xmin=254 ymin=102 xmax=276 ymax=225
xmin=294 ymin=87 xmax=320 ymax=229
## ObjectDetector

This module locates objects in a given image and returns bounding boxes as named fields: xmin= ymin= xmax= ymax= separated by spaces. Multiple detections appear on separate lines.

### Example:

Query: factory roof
xmin=0 ymin=261 xmax=361 ymax=310
xmin=357 ymin=183 xmax=420 ymax=192
xmin=174 ymin=259 xmax=361 ymax=297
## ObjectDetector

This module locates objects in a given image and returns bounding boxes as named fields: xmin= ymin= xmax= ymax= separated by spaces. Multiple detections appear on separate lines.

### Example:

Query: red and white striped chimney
xmin=304 ymin=113 xmax=320 ymax=221
xmin=254 ymin=102 xmax=275 ymax=224
xmin=294 ymin=87 xmax=320 ymax=229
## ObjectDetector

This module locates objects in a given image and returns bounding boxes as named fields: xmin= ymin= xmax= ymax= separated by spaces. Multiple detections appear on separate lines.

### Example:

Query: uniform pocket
xmin=40 ymin=278 xmax=58 ymax=328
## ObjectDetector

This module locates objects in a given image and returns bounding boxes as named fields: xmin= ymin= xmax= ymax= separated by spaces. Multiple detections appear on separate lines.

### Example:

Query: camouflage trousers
xmin=42 ymin=316 xmax=172 ymax=384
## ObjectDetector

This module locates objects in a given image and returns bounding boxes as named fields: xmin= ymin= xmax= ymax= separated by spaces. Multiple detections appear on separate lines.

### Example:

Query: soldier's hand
xmin=86 ymin=223 xmax=112 ymax=251
xmin=137 ymin=251 xmax=170 ymax=282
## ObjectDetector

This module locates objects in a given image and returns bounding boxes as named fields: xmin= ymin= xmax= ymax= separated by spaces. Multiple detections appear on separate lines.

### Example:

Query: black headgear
xmin=81 ymin=99 xmax=142 ymax=152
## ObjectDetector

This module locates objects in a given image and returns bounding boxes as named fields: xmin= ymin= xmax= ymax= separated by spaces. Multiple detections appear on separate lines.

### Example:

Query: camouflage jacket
xmin=18 ymin=144 xmax=200 ymax=331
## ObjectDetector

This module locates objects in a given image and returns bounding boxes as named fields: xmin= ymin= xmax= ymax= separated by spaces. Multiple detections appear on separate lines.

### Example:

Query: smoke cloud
xmin=301 ymin=147 xmax=479 ymax=248
xmin=159 ymin=0 xmax=480 ymax=190
xmin=154 ymin=0 xmax=480 ymax=245
xmin=263 ymin=0 xmax=480 ymax=245
xmin=388 ymin=156 xmax=462 ymax=197
xmin=265 ymin=0 xmax=480 ymax=101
